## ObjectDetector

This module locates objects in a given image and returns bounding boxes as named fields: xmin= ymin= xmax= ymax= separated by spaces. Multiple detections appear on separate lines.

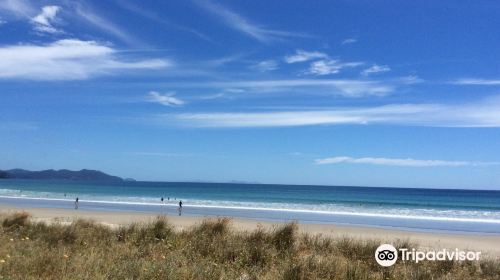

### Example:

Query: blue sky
xmin=1 ymin=0 xmax=500 ymax=189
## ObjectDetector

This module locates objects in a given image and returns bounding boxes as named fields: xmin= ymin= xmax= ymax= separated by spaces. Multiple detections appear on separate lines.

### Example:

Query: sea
xmin=0 ymin=179 xmax=499 ymax=234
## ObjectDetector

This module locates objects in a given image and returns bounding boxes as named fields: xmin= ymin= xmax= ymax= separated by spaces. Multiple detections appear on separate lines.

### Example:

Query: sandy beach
xmin=1 ymin=204 xmax=499 ymax=258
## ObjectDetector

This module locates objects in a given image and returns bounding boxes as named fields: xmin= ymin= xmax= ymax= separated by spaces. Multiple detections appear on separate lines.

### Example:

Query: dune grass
xmin=0 ymin=212 xmax=499 ymax=279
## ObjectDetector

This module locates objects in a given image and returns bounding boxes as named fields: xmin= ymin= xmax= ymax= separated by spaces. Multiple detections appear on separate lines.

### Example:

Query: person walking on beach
xmin=178 ymin=200 xmax=183 ymax=216
xmin=75 ymin=197 xmax=79 ymax=210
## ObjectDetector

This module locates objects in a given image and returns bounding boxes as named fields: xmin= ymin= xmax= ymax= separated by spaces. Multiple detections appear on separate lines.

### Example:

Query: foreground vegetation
xmin=0 ymin=212 xmax=499 ymax=279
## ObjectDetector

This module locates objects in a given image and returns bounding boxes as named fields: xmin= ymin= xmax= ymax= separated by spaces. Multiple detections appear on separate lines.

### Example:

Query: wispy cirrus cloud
xmin=0 ymin=39 xmax=169 ymax=80
xmin=361 ymin=64 xmax=391 ymax=76
xmin=159 ymin=95 xmax=500 ymax=128
xmin=199 ymin=88 xmax=245 ymax=100
xmin=0 ymin=0 xmax=57 ymax=35
xmin=195 ymin=0 xmax=301 ymax=43
xmin=285 ymin=50 xmax=364 ymax=76
xmin=170 ymin=111 xmax=366 ymax=127
xmin=0 ymin=0 xmax=35 ymax=19
xmin=74 ymin=2 xmax=139 ymax=46
xmin=284 ymin=50 xmax=328 ymax=63
xmin=315 ymin=156 xmax=500 ymax=167
xmin=31 ymin=5 xmax=61 ymax=34
xmin=1 ymin=1 xmax=140 ymax=44
xmin=176 ymin=79 xmax=394 ymax=97
xmin=252 ymin=60 xmax=278 ymax=72
xmin=309 ymin=60 xmax=363 ymax=75
xmin=341 ymin=38 xmax=357 ymax=45
xmin=117 ymin=1 xmax=213 ymax=43
xmin=148 ymin=91 xmax=185 ymax=106
xmin=451 ymin=78 xmax=500 ymax=85
xmin=308 ymin=60 xmax=342 ymax=75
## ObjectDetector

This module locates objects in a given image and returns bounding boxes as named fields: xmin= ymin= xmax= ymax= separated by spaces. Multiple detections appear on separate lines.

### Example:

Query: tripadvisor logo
xmin=375 ymin=244 xmax=481 ymax=267
xmin=375 ymin=244 xmax=398 ymax=267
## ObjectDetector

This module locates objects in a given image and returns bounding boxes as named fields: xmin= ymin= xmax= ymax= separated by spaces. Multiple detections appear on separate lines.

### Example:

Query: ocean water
xmin=0 ymin=179 xmax=499 ymax=234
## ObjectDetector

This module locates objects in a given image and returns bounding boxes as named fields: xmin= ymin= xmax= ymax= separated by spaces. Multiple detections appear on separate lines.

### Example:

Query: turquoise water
xmin=1 ymin=179 xmax=499 ymax=234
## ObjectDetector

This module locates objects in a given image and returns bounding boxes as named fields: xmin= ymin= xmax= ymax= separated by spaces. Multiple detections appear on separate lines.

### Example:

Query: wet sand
xmin=1 ymin=204 xmax=499 ymax=258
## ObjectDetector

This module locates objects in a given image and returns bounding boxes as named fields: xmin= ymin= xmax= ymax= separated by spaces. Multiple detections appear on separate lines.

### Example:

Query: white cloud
xmin=74 ymin=3 xmax=139 ymax=46
xmin=172 ymin=111 xmax=366 ymax=127
xmin=191 ymin=79 xmax=393 ymax=97
xmin=308 ymin=59 xmax=363 ymax=76
xmin=309 ymin=60 xmax=342 ymax=75
xmin=253 ymin=60 xmax=278 ymax=72
xmin=0 ymin=0 xmax=35 ymax=18
xmin=118 ymin=1 xmax=213 ymax=43
xmin=341 ymin=38 xmax=357 ymax=45
xmin=285 ymin=50 xmax=328 ymax=63
xmin=195 ymin=0 xmax=299 ymax=43
xmin=1 ymin=1 xmax=139 ymax=44
xmin=362 ymin=64 xmax=391 ymax=76
xmin=400 ymin=75 xmax=423 ymax=84
xmin=0 ymin=39 xmax=169 ymax=80
xmin=31 ymin=5 xmax=61 ymax=34
xmin=285 ymin=50 xmax=363 ymax=75
xmin=148 ymin=91 xmax=184 ymax=106
xmin=315 ymin=156 xmax=499 ymax=167
xmin=199 ymin=88 xmax=245 ymax=100
xmin=199 ymin=93 xmax=227 ymax=100
xmin=0 ymin=2 xmax=62 ymax=34
xmin=163 ymin=96 xmax=500 ymax=128
xmin=451 ymin=78 xmax=500 ymax=85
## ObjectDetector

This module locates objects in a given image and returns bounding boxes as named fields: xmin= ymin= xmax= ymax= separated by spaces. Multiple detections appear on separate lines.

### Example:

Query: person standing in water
xmin=75 ymin=197 xmax=79 ymax=210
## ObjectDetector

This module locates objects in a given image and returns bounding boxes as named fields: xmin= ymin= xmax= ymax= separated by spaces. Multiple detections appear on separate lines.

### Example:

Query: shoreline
xmin=2 ymin=195 xmax=499 ymax=235
xmin=3 ymin=195 xmax=500 ymax=225
xmin=1 ymin=204 xmax=500 ymax=258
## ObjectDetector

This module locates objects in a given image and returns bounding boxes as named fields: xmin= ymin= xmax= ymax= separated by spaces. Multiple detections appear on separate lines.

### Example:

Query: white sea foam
xmin=1 ymin=189 xmax=500 ymax=224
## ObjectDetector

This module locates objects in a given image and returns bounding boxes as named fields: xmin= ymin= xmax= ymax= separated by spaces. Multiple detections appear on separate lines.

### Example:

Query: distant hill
xmin=0 ymin=169 xmax=124 ymax=182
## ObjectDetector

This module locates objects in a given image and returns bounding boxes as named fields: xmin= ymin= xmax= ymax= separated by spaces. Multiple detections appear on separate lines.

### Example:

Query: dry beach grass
xmin=0 ymin=212 xmax=499 ymax=280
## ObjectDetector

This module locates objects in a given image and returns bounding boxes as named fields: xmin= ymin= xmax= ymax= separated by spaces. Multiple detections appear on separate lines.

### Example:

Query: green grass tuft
xmin=2 ymin=211 xmax=30 ymax=228
xmin=0 ymin=212 xmax=498 ymax=280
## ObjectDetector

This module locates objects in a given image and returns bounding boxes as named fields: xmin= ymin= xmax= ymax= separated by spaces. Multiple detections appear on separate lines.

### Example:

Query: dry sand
xmin=1 ymin=204 xmax=499 ymax=258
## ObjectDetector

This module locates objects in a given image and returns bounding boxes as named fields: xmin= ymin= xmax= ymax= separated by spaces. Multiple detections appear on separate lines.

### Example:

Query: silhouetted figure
xmin=75 ymin=197 xmax=79 ymax=210
xmin=178 ymin=200 xmax=183 ymax=216
xmin=161 ymin=197 xmax=164 ymax=203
